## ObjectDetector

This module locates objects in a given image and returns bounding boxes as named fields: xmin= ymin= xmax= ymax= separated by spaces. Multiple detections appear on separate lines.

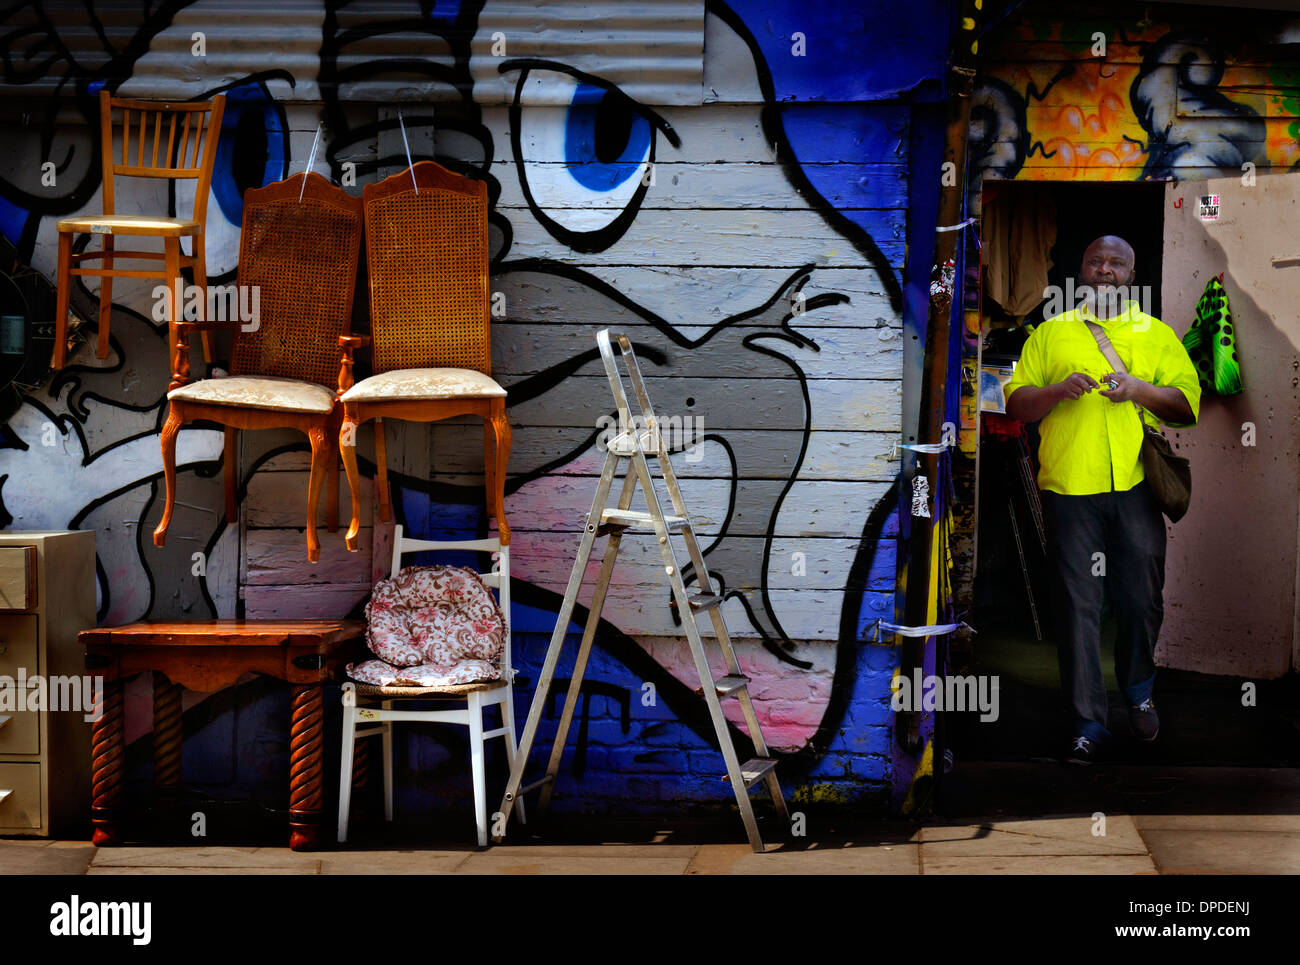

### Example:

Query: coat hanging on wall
xmin=1182 ymin=276 xmax=1242 ymax=396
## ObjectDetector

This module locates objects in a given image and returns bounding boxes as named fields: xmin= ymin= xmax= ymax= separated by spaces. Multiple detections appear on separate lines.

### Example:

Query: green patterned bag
xmin=1182 ymin=277 xmax=1242 ymax=395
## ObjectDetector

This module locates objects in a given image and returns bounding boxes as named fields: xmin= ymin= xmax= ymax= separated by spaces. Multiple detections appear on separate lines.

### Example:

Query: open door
xmin=1160 ymin=174 xmax=1300 ymax=679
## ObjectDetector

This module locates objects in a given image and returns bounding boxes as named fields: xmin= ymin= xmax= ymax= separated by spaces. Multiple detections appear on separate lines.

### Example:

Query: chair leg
xmin=164 ymin=237 xmax=181 ymax=368
xmin=337 ymin=703 xmax=356 ymax=844
xmin=153 ymin=405 xmax=183 ymax=547
xmin=306 ymin=425 xmax=327 ymax=563
xmin=52 ymin=232 xmax=72 ymax=369
xmin=340 ymin=409 xmax=364 ymax=552
xmin=502 ymin=688 xmax=526 ymax=826
xmin=326 ymin=429 xmax=339 ymax=534
xmin=468 ymin=691 xmax=488 ymax=847
xmin=96 ymin=235 xmax=113 ymax=360
xmin=381 ymin=703 xmax=394 ymax=823
xmin=374 ymin=417 xmax=391 ymax=523
xmin=223 ymin=427 xmax=238 ymax=526
xmin=489 ymin=403 xmax=512 ymax=545
xmin=192 ymin=234 xmax=214 ymax=364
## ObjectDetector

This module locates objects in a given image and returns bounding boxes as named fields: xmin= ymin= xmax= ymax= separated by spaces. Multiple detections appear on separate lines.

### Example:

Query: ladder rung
xmin=597 ymin=508 xmax=689 ymax=534
xmin=519 ymin=774 xmax=555 ymax=795
xmin=693 ymin=673 xmax=750 ymax=698
xmin=714 ymin=674 xmax=749 ymax=696
xmin=688 ymin=593 xmax=722 ymax=611
xmin=608 ymin=432 xmax=662 ymax=457
xmin=723 ymin=758 xmax=777 ymax=789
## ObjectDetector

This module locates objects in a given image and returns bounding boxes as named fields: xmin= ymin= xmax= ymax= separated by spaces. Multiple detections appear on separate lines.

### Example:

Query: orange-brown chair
xmin=154 ymin=172 xmax=364 ymax=562
xmin=54 ymin=89 xmax=226 ymax=369
xmin=338 ymin=160 xmax=510 ymax=551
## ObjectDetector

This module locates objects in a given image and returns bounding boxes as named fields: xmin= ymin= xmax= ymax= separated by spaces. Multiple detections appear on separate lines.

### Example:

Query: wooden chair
xmin=153 ymin=172 xmax=364 ymax=562
xmin=339 ymin=160 xmax=510 ymax=552
xmin=53 ymin=88 xmax=225 ymax=369
xmin=337 ymin=524 xmax=524 ymax=847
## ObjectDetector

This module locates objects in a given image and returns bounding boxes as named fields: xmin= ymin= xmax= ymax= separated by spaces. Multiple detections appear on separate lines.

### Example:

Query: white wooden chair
xmin=337 ymin=525 xmax=525 ymax=847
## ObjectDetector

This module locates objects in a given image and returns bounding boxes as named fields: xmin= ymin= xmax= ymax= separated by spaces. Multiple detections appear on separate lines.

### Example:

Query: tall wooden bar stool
xmin=52 ymin=89 xmax=224 ymax=369
xmin=338 ymin=160 xmax=510 ymax=551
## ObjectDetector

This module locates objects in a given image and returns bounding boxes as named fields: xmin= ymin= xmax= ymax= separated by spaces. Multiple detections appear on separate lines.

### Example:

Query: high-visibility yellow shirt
xmin=1004 ymin=301 xmax=1201 ymax=496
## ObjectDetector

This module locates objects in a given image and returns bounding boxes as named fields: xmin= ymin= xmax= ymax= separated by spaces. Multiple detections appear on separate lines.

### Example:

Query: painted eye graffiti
xmin=502 ymin=61 xmax=680 ymax=253
xmin=565 ymin=81 xmax=652 ymax=191
xmin=209 ymin=79 xmax=289 ymax=228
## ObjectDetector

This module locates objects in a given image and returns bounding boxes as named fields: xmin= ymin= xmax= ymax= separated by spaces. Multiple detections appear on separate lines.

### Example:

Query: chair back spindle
xmin=98 ymin=88 xmax=226 ymax=223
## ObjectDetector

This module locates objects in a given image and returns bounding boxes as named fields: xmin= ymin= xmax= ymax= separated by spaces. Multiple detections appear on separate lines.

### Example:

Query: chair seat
xmin=340 ymin=368 xmax=506 ymax=403
xmin=57 ymin=214 xmax=200 ymax=237
xmin=352 ymin=678 xmax=508 ymax=698
xmin=168 ymin=375 xmax=336 ymax=414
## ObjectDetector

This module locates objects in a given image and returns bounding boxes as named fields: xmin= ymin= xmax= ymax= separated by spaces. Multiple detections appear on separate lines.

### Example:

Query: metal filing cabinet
xmin=0 ymin=531 xmax=96 ymax=837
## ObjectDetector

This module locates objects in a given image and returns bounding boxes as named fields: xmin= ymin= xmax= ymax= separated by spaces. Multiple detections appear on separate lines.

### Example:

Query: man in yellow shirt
xmin=1004 ymin=236 xmax=1201 ymax=765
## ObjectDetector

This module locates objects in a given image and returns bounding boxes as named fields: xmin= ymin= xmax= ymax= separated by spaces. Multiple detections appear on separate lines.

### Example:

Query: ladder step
xmin=724 ymin=758 xmax=777 ymax=789
xmin=694 ymin=673 xmax=750 ymax=698
xmin=688 ymin=592 xmax=722 ymax=611
xmin=715 ymin=674 xmax=749 ymax=696
xmin=598 ymin=508 xmax=689 ymax=534
xmin=608 ymin=432 xmax=662 ymax=457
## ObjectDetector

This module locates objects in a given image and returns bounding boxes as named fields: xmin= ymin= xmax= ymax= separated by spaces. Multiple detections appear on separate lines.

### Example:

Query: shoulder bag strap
xmin=1084 ymin=320 xmax=1147 ymax=424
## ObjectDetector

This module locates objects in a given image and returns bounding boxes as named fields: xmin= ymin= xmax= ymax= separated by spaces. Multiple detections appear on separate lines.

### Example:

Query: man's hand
xmin=1056 ymin=372 xmax=1100 ymax=401
xmin=1098 ymin=371 xmax=1142 ymax=402
xmin=1099 ymin=372 xmax=1194 ymax=423
xmin=1006 ymin=373 xmax=1099 ymax=423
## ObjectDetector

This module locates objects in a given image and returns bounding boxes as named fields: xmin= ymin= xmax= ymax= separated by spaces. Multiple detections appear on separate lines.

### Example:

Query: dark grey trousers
xmin=1040 ymin=481 xmax=1165 ymax=740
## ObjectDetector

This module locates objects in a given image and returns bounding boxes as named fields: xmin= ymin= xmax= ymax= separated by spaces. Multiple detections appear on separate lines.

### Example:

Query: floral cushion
xmin=168 ymin=375 xmax=335 ymax=414
xmin=346 ymin=565 xmax=505 ymax=689
xmin=340 ymin=368 xmax=506 ymax=402
xmin=346 ymin=657 xmax=499 ymax=688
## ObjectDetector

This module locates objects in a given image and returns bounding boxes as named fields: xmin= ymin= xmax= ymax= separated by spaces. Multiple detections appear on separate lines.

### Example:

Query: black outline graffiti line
xmin=707 ymin=0 xmax=904 ymax=316
xmin=501 ymin=57 xmax=681 ymax=254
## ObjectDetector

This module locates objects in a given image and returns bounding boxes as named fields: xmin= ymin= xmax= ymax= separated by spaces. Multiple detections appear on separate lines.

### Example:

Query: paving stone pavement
xmin=3 ymin=812 xmax=1297 ymax=874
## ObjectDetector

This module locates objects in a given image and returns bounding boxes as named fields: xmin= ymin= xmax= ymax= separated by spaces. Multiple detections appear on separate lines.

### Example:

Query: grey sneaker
xmin=1129 ymin=698 xmax=1159 ymax=742
xmin=1064 ymin=735 xmax=1097 ymax=766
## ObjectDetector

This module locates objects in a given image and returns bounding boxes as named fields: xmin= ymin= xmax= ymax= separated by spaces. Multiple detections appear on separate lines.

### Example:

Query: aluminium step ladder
xmin=492 ymin=329 xmax=788 ymax=852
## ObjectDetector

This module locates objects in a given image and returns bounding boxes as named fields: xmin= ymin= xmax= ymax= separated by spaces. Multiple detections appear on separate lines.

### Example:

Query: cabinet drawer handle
xmin=0 ymin=790 xmax=11 ymax=805
xmin=0 ymin=715 xmax=10 ymax=730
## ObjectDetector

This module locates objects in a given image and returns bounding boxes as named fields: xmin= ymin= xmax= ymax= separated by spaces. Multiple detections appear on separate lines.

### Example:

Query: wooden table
xmin=80 ymin=619 xmax=365 ymax=851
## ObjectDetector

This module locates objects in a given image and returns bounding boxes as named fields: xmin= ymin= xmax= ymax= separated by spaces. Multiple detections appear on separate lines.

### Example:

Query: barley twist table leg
xmin=90 ymin=679 xmax=125 ymax=846
xmin=153 ymin=672 xmax=184 ymax=792
xmin=288 ymin=684 xmax=324 ymax=851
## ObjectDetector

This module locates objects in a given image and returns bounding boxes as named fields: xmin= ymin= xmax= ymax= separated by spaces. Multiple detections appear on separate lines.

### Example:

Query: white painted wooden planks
xmin=410 ymin=427 xmax=900 ymax=482
xmin=224 ymin=61 xmax=906 ymax=643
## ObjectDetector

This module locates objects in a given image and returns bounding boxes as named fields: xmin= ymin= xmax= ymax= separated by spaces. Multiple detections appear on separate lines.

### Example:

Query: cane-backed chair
xmin=339 ymin=160 xmax=510 ymax=551
xmin=153 ymin=172 xmax=364 ymax=562
xmin=54 ymin=88 xmax=225 ymax=369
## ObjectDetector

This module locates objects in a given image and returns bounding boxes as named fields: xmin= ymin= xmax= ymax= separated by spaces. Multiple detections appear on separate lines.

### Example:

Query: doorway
xmin=950 ymin=177 xmax=1300 ymax=769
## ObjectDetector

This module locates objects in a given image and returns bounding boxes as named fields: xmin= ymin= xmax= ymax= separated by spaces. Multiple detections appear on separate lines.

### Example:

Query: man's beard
xmin=1089 ymin=280 xmax=1132 ymax=317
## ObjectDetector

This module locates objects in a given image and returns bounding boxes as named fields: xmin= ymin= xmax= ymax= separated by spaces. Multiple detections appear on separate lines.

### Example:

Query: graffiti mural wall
xmin=969 ymin=8 xmax=1300 ymax=185
xmin=0 ymin=0 xmax=952 ymax=819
